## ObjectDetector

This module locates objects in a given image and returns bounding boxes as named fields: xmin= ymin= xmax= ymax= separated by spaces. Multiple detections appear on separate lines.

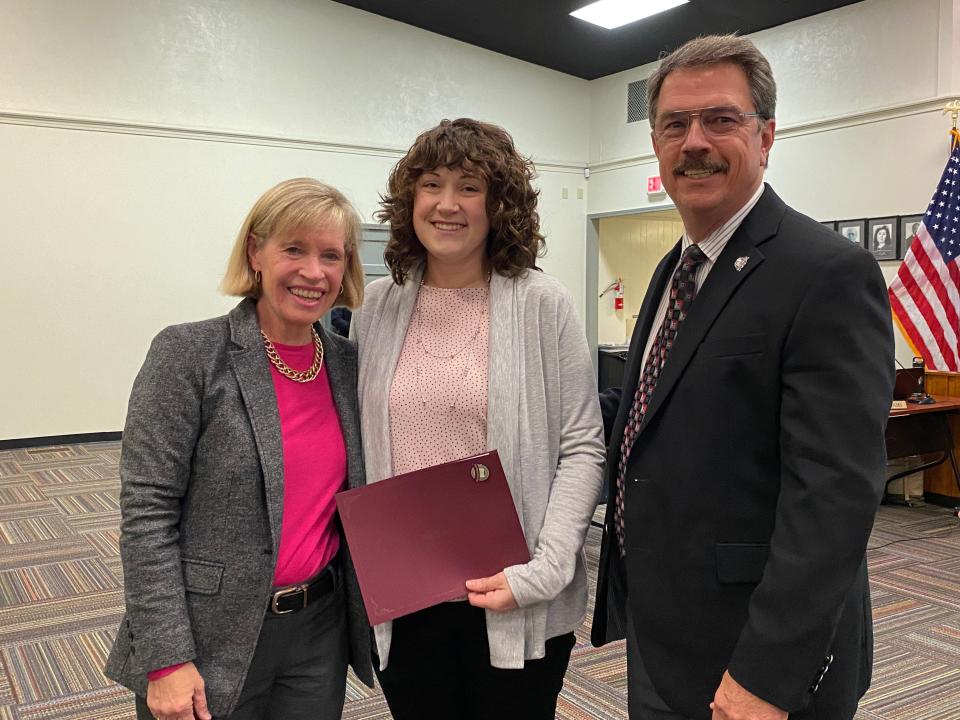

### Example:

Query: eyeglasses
xmin=652 ymin=106 xmax=764 ymax=142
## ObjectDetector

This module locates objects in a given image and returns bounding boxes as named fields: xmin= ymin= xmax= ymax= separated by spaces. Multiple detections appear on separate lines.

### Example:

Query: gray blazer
xmin=104 ymin=299 xmax=374 ymax=716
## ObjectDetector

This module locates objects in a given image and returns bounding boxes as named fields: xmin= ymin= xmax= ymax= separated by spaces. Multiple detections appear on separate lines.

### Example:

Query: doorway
xmin=585 ymin=206 xmax=682 ymax=380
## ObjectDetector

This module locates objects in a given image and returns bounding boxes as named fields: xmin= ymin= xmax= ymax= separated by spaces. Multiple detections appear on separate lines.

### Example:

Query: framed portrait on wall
xmin=820 ymin=220 xmax=837 ymax=231
xmin=837 ymin=219 xmax=865 ymax=248
xmin=900 ymin=214 xmax=923 ymax=256
xmin=867 ymin=217 xmax=897 ymax=260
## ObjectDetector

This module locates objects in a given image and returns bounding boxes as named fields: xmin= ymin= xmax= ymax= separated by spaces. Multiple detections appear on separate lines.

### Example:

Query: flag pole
xmin=944 ymin=101 xmax=960 ymax=363
xmin=945 ymin=100 xmax=960 ymax=150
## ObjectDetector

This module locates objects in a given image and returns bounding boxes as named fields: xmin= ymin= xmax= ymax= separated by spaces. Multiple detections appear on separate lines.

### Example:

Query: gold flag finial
xmin=943 ymin=101 xmax=960 ymax=150
xmin=944 ymin=100 xmax=960 ymax=127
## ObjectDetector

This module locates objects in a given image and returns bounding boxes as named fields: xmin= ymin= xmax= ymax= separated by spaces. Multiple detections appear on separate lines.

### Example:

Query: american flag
xmin=888 ymin=131 xmax=960 ymax=371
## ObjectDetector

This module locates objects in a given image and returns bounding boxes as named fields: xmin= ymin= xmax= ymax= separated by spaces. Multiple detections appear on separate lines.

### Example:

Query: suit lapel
xmin=635 ymin=186 xmax=785 ymax=438
xmin=227 ymin=299 xmax=285 ymax=549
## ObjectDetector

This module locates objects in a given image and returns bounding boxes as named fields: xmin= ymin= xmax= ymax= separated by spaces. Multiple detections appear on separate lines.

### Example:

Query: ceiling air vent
xmin=627 ymin=78 xmax=648 ymax=123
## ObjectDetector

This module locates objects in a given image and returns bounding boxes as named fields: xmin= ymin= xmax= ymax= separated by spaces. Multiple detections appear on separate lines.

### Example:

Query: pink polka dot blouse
xmin=389 ymin=285 xmax=489 ymax=475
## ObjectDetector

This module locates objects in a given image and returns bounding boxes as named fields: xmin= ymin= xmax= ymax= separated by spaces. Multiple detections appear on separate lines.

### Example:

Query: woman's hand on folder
xmin=465 ymin=571 xmax=518 ymax=612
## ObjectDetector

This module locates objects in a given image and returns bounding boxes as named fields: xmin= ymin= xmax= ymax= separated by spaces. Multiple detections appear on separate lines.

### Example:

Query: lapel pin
xmin=734 ymin=256 xmax=749 ymax=272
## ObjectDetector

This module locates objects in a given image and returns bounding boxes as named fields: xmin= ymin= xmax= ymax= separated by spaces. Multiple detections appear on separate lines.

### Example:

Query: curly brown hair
xmin=377 ymin=118 xmax=545 ymax=284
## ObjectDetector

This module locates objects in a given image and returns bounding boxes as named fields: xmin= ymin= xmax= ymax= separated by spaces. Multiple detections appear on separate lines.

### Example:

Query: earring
xmin=255 ymin=270 xmax=262 ymax=284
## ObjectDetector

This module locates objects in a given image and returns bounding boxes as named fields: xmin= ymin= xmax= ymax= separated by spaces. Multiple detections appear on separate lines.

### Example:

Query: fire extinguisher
xmin=600 ymin=278 xmax=625 ymax=310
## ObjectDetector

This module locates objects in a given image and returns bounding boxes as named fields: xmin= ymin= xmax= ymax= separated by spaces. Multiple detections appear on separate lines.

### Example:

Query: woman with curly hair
xmin=351 ymin=118 xmax=605 ymax=718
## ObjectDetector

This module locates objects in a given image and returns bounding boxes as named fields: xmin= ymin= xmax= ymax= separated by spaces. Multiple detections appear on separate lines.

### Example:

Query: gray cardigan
xmin=352 ymin=268 xmax=605 ymax=669
xmin=104 ymin=299 xmax=374 ymax=716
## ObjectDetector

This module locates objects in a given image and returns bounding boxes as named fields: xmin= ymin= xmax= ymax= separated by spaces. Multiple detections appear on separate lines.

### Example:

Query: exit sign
xmin=647 ymin=175 xmax=664 ymax=195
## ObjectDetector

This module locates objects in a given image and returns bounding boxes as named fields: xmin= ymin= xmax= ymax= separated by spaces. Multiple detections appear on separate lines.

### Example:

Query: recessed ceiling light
xmin=570 ymin=0 xmax=689 ymax=30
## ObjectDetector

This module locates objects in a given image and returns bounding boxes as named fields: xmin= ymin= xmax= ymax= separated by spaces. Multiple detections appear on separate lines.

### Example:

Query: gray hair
xmin=647 ymin=34 xmax=777 ymax=126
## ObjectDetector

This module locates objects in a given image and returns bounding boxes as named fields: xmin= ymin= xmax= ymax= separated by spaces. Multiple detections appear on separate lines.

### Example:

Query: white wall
xmin=586 ymin=0 xmax=959 ymax=364
xmin=588 ymin=0 xmax=947 ymax=203
xmin=5 ymin=0 xmax=960 ymax=439
xmin=0 ymin=0 xmax=590 ymax=439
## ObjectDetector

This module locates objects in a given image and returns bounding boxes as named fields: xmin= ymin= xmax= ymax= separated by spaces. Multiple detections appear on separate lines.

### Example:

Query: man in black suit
xmin=592 ymin=35 xmax=894 ymax=720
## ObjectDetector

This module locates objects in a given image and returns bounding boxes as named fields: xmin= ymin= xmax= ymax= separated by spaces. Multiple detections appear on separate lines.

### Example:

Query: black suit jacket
xmin=592 ymin=186 xmax=894 ymax=719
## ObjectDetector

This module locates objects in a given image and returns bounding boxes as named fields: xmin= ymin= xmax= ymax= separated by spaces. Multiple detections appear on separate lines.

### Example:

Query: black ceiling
xmin=332 ymin=0 xmax=864 ymax=80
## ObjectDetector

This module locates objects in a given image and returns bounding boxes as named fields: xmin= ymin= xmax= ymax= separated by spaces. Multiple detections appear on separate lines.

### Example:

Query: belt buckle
xmin=270 ymin=583 xmax=308 ymax=615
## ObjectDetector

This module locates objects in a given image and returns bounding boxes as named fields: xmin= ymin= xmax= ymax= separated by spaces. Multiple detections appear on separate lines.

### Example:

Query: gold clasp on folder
xmin=471 ymin=464 xmax=490 ymax=482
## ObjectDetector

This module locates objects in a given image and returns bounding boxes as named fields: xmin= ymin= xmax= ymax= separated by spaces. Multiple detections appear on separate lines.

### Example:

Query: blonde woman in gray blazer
xmin=351 ymin=119 xmax=605 ymax=719
xmin=104 ymin=179 xmax=373 ymax=720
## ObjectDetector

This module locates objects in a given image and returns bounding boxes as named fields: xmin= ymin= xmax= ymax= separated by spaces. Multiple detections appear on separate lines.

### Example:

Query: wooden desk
xmin=889 ymin=395 xmax=960 ymax=417
xmin=886 ymin=395 xmax=960 ymax=502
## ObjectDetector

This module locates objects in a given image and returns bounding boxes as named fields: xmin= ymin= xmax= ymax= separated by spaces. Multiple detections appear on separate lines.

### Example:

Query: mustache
xmin=673 ymin=159 xmax=729 ymax=176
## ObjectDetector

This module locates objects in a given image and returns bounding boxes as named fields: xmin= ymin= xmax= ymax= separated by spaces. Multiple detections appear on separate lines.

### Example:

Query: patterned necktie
xmin=614 ymin=244 xmax=708 ymax=557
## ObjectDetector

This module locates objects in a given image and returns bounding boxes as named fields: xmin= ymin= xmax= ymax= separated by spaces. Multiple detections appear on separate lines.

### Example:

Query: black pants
xmin=626 ymin=613 xmax=693 ymax=720
xmin=136 ymin=576 xmax=347 ymax=720
xmin=375 ymin=602 xmax=575 ymax=720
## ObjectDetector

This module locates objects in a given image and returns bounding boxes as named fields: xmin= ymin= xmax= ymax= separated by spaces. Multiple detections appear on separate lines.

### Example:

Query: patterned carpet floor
xmin=1 ymin=441 xmax=959 ymax=718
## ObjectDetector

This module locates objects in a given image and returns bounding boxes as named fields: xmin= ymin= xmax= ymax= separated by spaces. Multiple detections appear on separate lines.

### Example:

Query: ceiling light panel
xmin=570 ymin=0 xmax=689 ymax=30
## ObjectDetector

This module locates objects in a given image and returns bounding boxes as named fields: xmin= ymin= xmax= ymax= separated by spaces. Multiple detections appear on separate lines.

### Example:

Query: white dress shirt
xmin=639 ymin=182 xmax=765 ymax=371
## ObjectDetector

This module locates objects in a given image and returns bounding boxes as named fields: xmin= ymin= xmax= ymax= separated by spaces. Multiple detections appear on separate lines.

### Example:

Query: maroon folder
xmin=335 ymin=450 xmax=530 ymax=625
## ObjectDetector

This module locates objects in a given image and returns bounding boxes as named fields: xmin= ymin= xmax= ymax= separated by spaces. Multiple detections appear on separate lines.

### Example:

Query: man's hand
xmin=710 ymin=671 xmax=787 ymax=720
xmin=147 ymin=662 xmax=211 ymax=720
xmin=465 ymin=571 xmax=518 ymax=612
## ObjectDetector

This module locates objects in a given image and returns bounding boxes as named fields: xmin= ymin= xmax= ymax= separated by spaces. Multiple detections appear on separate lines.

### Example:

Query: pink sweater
xmin=148 ymin=340 xmax=345 ymax=680
xmin=268 ymin=341 xmax=346 ymax=586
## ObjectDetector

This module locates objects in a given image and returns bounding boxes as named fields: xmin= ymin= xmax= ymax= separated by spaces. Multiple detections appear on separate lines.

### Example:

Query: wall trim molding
xmin=588 ymin=96 xmax=958 ymax=174
xmin=0 ymin=109 xmax=586 ymax=173
xmin=6 ymin=95 xmax=949 ymax=181
xmin=0 ymin=431 xmax=122 ymax=450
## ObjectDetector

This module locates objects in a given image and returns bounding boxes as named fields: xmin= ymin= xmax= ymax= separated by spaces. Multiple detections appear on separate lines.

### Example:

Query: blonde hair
xmin=221 ymin=178 xmax=365 ymax=308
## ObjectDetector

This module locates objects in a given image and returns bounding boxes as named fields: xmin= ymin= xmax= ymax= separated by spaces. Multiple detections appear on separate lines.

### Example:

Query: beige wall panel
xmin=598 ymin=214 xmax=682 ymax=344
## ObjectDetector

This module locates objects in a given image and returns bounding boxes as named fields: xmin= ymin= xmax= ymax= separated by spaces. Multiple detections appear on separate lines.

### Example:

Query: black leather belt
xmin=268 ymin=564 xmax=337 ymax=615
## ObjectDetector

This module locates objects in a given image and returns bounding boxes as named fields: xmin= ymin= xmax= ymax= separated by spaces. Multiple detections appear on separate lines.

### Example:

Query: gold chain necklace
xmin=260 ymin=328 xmax=323 ymax=383
xmin=413 ymin=286 xmax=488 ymax=408
xmin=415 ymin=275 xmax=490 ymax=359
xmin=414 ymin=294 xmax=485 ymax=359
